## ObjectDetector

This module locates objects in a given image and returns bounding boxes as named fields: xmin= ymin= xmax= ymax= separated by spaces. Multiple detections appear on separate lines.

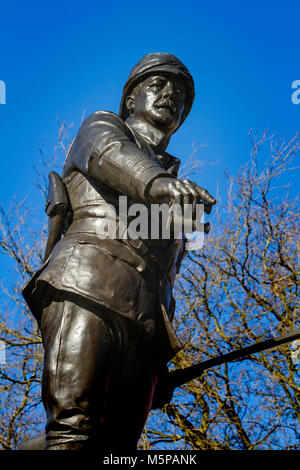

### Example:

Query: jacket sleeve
xmin=63 ymin=111 xmax=175 ymax=203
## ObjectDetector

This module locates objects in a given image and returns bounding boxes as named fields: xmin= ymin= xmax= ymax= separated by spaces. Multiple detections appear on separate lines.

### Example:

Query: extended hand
xmin=148 ymin=177 xmax=217 ymax=232
xmin=149 ymin=177 xmax=216 ymax=208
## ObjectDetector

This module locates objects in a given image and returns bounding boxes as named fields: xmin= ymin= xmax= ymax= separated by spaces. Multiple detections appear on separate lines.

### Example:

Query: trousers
xmin=40 ymin=292 xmax=160 ymax=451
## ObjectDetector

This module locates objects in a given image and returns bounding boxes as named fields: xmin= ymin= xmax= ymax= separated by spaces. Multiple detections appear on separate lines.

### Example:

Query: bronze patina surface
xmin=21 ymin=53 xmax=216 ymax=451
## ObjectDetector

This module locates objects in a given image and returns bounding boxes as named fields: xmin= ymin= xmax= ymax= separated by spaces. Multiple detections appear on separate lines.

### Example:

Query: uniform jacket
xmin=23 ymin=111 xmax=186 ymax=361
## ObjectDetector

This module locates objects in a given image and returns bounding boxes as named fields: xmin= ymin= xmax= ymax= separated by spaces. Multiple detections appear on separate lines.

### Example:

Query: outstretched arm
xmin=63 ymin=111 xmax=175 ymax=203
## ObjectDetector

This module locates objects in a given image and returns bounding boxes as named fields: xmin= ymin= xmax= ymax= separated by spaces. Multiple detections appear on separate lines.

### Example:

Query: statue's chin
xmin=151 ymin=113 xmax=178 ymax=132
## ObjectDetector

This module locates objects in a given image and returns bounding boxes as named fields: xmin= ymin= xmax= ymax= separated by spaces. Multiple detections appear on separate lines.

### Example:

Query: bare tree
xmin=0 ymin=196 xmax=45 ymax=449
xmin=144 ymin=131 xmax=300 ymax=450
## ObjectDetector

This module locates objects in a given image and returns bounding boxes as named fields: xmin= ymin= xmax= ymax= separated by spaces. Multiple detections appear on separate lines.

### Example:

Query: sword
xmin=152 ymin=328 xmax=300 ymax=409
xmin=168 ymin=328 xmax=300 ymax=388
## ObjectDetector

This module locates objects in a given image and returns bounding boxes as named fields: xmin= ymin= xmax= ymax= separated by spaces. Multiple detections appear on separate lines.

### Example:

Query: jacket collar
xmin=125 ymin=116 xmax=168 ymax=150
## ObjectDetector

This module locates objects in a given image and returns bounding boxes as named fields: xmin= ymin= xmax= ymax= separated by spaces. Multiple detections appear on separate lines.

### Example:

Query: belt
xmin=66 ymin=217 xmax=176 ymax=273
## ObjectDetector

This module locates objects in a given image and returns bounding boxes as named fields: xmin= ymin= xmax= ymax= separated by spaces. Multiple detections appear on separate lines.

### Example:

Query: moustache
xmin=155 ymin=99 xmax=176 ymax=113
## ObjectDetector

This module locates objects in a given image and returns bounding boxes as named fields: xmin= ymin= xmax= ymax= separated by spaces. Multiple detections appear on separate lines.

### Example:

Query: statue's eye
xmin=150 ymin=81 xmax=163 ymax=89
xmin=175 ymin=86 xmax=185 ymax=95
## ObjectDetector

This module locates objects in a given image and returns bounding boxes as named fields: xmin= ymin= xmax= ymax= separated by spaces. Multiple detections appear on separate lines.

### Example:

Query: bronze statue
xmin=21 ymin=53 xmax=216 ymax=451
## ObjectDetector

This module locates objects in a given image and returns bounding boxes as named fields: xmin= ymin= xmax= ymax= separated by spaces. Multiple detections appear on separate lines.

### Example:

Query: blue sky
xmin=0 ymin=0 xmax=299 ymax=213
xmin=0 ymin=0 xmax=299 ymax=450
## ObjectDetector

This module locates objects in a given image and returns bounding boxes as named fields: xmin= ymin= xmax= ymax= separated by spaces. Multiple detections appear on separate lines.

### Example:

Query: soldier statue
xmin=22 ymin=53 xmax=216 ymax=451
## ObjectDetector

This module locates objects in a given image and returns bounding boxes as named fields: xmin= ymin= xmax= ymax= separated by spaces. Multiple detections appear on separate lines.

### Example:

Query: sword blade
xmin=168 ymin=328 xmax=300 ymax=388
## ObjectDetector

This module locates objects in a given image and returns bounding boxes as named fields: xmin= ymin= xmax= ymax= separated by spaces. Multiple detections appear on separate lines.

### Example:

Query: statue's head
xmin=120 ymin=53 xmax=195 ymax=134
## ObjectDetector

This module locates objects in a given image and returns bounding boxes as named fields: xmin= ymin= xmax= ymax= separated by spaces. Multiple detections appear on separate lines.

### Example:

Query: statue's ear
xmin=126 ymin=95 xmax=135 ymax=114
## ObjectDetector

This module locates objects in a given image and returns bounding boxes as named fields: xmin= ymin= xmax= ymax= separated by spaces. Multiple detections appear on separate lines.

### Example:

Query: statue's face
xmin=128 ymin=74 xmax=186 ymax=133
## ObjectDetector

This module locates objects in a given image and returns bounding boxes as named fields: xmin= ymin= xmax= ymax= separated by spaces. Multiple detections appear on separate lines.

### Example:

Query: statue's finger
xmin=195 ymin=186 xmax=216 ymax=205
xmin=204 ymin=203 xmax=212 ymax=215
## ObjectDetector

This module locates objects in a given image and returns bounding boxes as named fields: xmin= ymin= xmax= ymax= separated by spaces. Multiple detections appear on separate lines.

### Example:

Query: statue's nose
xmin=162 ymin=81 xmax=174 ymax=98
